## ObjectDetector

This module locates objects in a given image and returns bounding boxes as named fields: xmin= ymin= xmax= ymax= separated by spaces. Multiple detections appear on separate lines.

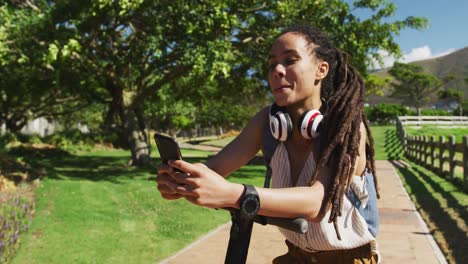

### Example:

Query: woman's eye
xmin=285 ymin=58 xmax=297 ymax=65
xmin=268 ymin=63 xmax=277 ymax=70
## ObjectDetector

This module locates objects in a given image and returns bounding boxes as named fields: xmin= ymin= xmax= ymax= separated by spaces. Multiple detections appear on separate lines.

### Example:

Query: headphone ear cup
xmin=269 ymin=105 xmax=293 ymax=141
xmin=299 ymin=109 xmax=323 ymax=139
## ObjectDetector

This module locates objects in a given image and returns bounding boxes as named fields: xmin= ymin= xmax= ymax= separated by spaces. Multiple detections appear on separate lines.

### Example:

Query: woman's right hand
xmin=156 ymin=163 xmax=183 ymax=200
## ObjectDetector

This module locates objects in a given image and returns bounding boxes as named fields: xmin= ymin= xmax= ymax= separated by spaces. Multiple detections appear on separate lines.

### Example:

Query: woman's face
xmin=267 ymin=32 xmax=326 ymax=108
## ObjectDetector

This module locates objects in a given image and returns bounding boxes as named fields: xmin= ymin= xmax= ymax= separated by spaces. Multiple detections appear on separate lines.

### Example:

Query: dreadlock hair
xmin=279 ymin=25 xmax=380 ymax=240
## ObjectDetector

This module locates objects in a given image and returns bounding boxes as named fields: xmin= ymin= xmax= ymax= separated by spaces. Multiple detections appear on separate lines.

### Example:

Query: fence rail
xmin=398 ymin=115 xmax=468 ymax=127
xmin=396 ymin=116 xmax=468 ymax=192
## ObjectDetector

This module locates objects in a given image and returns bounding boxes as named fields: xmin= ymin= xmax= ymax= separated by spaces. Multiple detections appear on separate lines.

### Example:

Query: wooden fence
xmin=397 ymin=115 xmax=468 ymax=128
xmin=396 ymin=116 xmax=468 ymax=192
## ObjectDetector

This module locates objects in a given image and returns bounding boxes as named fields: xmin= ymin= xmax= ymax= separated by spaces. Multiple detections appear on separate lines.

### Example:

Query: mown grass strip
xmin=11 ymin=147 xmax=265 ymax=264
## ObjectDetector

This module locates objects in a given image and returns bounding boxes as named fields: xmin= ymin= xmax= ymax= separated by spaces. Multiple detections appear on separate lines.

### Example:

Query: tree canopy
xmin=389 ymin=62 xmax=442 ymax=115
xmin=0 ymin=0 xmax=428 ymax=164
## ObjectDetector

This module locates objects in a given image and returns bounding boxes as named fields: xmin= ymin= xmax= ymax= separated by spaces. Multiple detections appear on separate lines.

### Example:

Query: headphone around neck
xmin=269 ymin=103 xmax=324 ymax=141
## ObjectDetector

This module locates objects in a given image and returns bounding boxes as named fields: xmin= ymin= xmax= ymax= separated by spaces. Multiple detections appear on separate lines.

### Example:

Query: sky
xmin=352 ymin=0 xmax=468 ymax=68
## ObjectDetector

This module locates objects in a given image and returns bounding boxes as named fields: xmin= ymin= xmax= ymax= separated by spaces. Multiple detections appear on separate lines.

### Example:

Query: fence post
xmin=406 ymin=136 xmax=411 ymax=159
xmin=414 ymin=136 xmax=419 ymax=163
xmin=418 ymin=136 xmax=423 ymax=164
xmin=463 ymin=136 xmax=468 ymax=192
xmin=431 ymin=136 xmax=436 ymax=171
xmin=413 ymin=135 xmax=418 ymax=162
xmin=424 ymin=136 xmax=429 ymax=166
xmin=396 ymin=116 xmax=401 ymax=141
xmin=439 ymin=136 xmax=445 ymax=176
xmin=410 ymin=136 xmax=414 ymax=159
xmin=402 ymin=130 xmax=407 ymax=153
xmin=414 ymin=136 xmax=419 ymax=164
xmin=449 ymin=135 xmax=456 ymax=180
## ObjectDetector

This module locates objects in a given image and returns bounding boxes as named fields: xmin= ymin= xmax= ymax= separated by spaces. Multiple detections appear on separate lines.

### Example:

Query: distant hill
xmin=368 ymin=46 xmax=468 ymax=105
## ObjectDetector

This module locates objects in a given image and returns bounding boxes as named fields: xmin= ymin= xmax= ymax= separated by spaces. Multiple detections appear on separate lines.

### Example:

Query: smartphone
xmin=154 ymin=133 xmax=183 ymax=165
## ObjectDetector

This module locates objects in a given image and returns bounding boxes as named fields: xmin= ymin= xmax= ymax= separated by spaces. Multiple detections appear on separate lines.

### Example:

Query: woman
xmin=157 ymin=25 xmax=380 ymax=263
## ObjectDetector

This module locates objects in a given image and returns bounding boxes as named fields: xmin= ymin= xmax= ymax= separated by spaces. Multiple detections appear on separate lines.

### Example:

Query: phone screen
xmin=154 ymin=133 xmax=183 ymax=164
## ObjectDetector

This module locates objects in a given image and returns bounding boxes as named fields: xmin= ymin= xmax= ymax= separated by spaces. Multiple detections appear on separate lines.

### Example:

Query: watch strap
xmin=243 ymin=184 xmax=259 ymax=198
xmin=240 ymin=184 xmax=260 ymax=221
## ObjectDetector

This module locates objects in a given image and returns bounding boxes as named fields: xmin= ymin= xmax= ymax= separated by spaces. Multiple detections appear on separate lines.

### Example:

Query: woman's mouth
xmin=275 ymin=85 xmax=291 ymax=92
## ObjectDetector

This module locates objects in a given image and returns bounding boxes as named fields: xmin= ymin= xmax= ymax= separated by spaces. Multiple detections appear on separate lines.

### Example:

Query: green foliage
xmin=439 ymin=88 xmax=463 ymax=101
xmin=14 ymin=134 xmax=42 ymax=145
xmin=0 ymin=191 xmax=34 ymax=264
xmin=455 ymin=100 xmax=468 ymax=116
xmin=0 ymin=1 xmax=87 ymax=132
xmin=25 ymin=135 xmax=42 ymax=145
xmin=268 ymin=0 xmax=428 ymax=74
xmin=40 ymin=129 xmax=116 ymax=151
xmin=365 ymin=103 xmax=409 ymax=124
xmin=365 ymin=73 xmax=390 ymax=96
xmin=416 ymin=109 xmax=451 ymax=116
xmin=1 ymin=0 xmax=429 ymax=160
xmin=146 ymin=85 xmax=197 ymax=135
xmin=0 ymin=132 xmax=18 ymax=150
xmin=389 ymin=62 xmax=442 ymax=114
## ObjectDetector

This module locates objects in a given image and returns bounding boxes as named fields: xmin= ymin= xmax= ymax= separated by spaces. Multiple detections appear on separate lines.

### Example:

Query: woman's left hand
xmin=168 ymin=160 xmax=243 ymax=209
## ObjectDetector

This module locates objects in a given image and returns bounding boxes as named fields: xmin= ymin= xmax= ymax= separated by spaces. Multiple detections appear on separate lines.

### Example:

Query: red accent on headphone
xmin=306 ymin=112 xmax=320 ymax=138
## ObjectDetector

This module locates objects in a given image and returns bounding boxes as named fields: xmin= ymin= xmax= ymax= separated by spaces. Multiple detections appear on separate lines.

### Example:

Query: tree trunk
xmin=5 ymin=115 xmax=27 ymax=133
xmin=108 ymin=82 xmax=151 ymax=166
xmin=124 ymin=108 xmax=151 ymax=167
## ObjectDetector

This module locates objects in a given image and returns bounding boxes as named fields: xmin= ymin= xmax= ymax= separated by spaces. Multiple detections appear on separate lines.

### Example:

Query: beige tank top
xmin=270 ymin=143 xmax=376 ymax=252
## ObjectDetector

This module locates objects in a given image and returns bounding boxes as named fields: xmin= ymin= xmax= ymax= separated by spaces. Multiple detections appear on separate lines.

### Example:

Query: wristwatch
xmin=240 ymin=184 xmax=260 ymax=221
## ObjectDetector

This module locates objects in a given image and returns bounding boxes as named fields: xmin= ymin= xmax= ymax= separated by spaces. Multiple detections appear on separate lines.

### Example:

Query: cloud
xmin=403 ymin=46 xmax=432 ymax=62
xmin=370 ymin=46 xmax=456 ymax=70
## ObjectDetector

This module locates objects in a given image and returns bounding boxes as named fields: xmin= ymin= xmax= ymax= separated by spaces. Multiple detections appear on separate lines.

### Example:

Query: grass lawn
xmin=405 ymin=126 xmax=468 ymax=143
xmin=9 ymin=125 xmax=468 ymax=263
xmin=11 ymin=147 xmax=266 ymax=264
xmin=197 ymin=137 xmax=235 ymax=148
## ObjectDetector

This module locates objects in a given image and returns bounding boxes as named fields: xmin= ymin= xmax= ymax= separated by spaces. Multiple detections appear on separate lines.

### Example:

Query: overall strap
xmin=262 ymin=117 xmax=279 ymax=188
xmin=347 ymin=170 xmax=380 ymax=237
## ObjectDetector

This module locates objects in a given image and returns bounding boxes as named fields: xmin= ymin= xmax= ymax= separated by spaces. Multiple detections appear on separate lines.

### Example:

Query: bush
xmin=0 ymin=189 xmax=34 ymax=263
xmin=0 ymin=133 xmax=18 ymax=151
xmin=27 ymin=135 xmax=43 ymax=145
xmin=15 ymin=134 xmax=44 ymax=145
xmin=416 ymin=109 xmax=452 ymax=116
xmin=42 ymin=129 xmax=116 ymax=151
xmin=365 ymin=104 xmax=410 ymax=124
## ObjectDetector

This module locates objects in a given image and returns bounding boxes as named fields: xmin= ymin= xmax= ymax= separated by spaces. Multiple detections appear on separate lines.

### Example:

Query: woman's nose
xmin=272 ymin=64 xmax=286 ymax=78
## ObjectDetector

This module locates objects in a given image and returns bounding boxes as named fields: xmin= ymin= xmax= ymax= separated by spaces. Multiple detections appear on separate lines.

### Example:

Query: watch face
xmin=242 ymin=196 xmax=260 ymax=217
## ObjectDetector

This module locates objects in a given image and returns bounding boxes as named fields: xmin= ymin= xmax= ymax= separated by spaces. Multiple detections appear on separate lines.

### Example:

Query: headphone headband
xmin=269 ymin=103 xmax=323 ymax=141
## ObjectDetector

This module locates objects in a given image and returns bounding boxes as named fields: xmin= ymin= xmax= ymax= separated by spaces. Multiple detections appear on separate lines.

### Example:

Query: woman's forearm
xmin=226 ymin=182 xmax=326 ymax=222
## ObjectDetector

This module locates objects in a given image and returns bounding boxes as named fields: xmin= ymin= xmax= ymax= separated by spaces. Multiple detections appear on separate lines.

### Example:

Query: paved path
xmin=160 ymin=144 xmax=447 ymax=263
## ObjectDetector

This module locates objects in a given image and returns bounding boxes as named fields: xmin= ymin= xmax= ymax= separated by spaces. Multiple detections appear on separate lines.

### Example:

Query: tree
xmin=1 ymin=0 xmax=429 ymax=166
xmin=0 ymin=1 xmax=89 ymax=132
xmin=389 ymin=62 xmax=441 ymax=115
xmin=440 ymin=74 xmax=464 ymax=116
xmin=365 ymin=74 xmax=390 ymax=96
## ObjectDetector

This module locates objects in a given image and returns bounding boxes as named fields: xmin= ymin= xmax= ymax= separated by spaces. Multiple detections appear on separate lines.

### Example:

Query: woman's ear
xmin=316 ymin=61 xmax=329 ymax=81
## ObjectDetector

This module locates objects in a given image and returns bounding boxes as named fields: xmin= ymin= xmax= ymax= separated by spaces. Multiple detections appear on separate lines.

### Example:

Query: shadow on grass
xmin=8 ymin=146 xmax=208 ymax=184
xmin=384 ymin=129 xmax=404 ymax=160
xmin=390 ymin=161 xmax=467 ymax=264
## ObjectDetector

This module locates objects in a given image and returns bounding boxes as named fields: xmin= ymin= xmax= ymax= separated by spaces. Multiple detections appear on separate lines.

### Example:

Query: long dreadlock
xmin=280 ymin=25 xmax=380 ymax=240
